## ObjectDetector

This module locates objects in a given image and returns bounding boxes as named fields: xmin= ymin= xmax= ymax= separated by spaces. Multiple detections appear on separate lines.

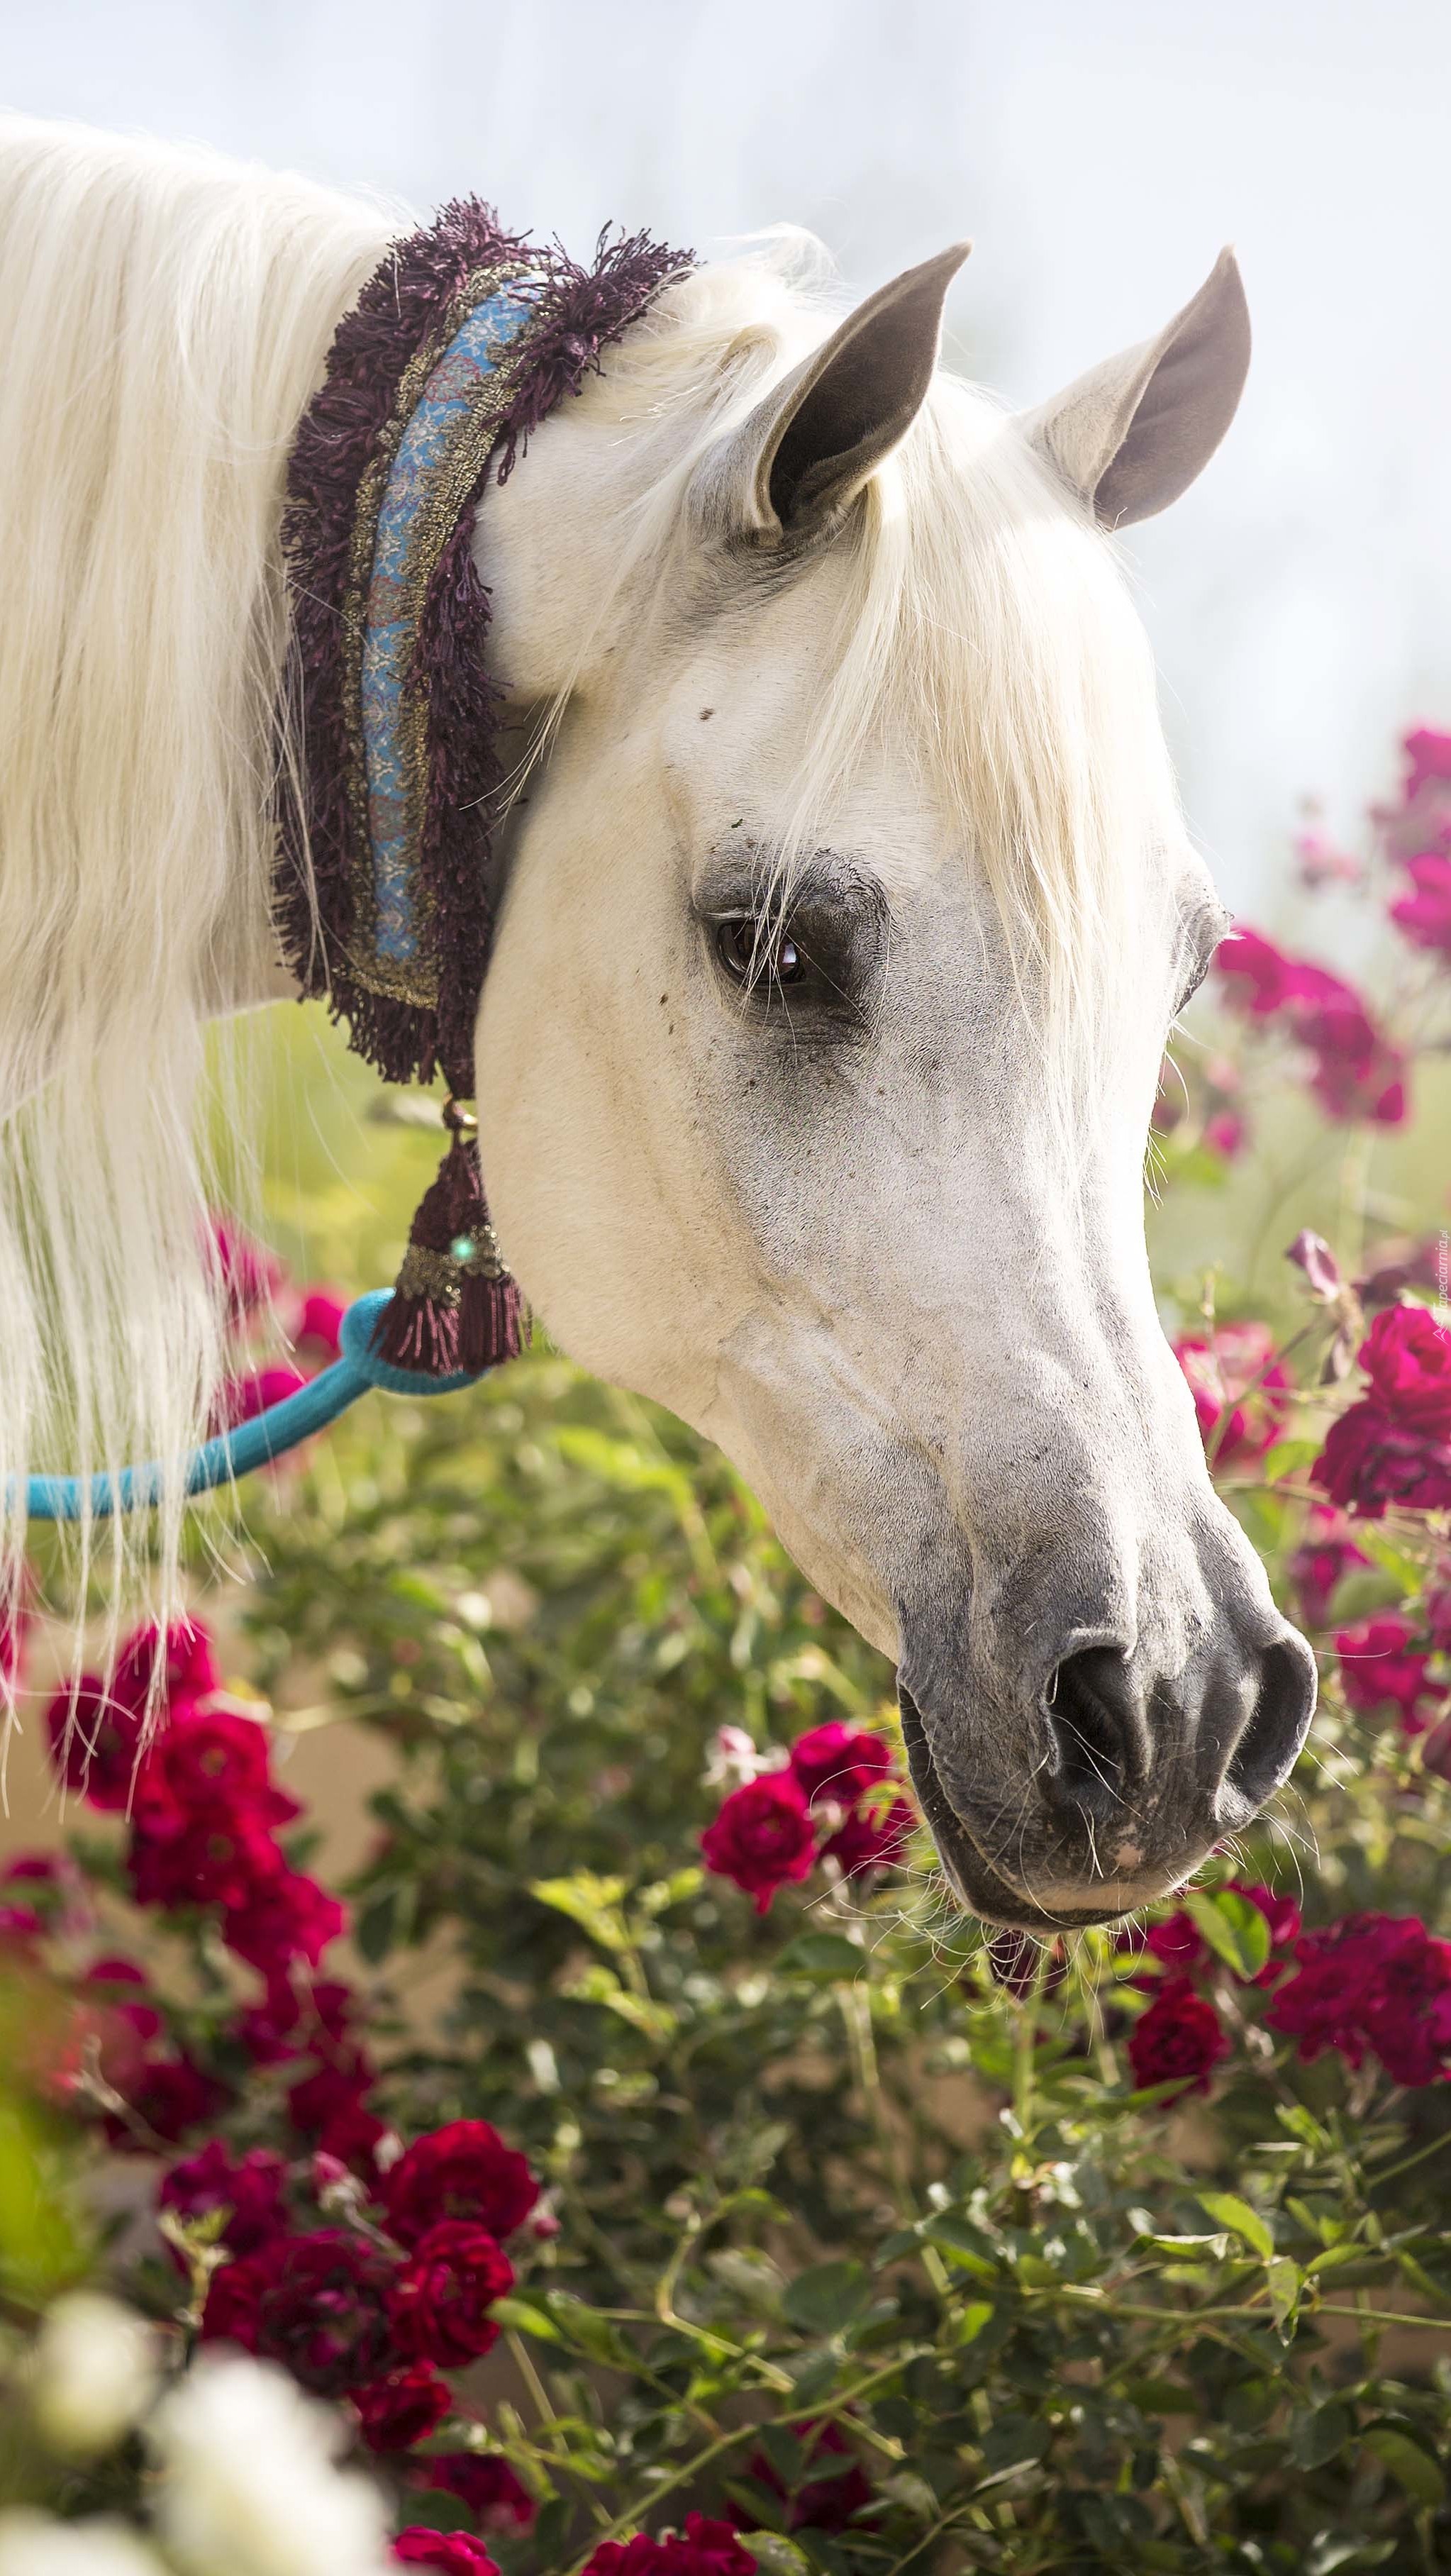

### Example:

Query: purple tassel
xmin=373 ymin=1104 xmax=526 ymax=1378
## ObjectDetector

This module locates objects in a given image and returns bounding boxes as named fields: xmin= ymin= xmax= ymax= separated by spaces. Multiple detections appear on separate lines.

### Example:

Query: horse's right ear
xmin=1020 ymin=249 xmax=1251 ymax=528
xmin=693 ymin=243 xmax=970 ymax=552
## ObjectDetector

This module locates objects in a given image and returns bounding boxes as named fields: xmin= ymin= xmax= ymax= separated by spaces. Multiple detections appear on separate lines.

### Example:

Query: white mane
xmin=0 ymin=118 xmax=389 ymax=1650
xmin=0 ymin=121 xmax=1178 ymax=1660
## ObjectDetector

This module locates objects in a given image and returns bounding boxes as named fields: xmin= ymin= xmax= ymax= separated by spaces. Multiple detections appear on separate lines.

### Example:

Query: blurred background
xmin=3 ymin=0 xmax=1449 ymax=910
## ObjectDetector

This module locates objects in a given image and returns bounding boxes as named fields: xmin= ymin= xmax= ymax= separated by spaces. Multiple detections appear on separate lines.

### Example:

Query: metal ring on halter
xmin=441 ymin=1097 xmax=477 ymax=1136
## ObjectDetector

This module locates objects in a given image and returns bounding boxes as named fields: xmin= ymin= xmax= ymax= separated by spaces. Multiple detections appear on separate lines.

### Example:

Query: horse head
xmin=474 ymin=238 xmax=1315 ymax=1928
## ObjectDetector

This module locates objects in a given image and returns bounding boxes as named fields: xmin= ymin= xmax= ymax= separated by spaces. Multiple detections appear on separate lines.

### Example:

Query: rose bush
xmin=4 ymin=721 xmax=1451 ymax=2570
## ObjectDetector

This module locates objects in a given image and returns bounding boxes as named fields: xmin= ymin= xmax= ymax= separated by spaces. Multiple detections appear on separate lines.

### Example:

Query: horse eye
xmin=716 ymin=916 xmax=808 ymax=987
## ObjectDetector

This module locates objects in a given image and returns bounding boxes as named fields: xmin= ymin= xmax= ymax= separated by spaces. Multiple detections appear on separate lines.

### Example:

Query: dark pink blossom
xmin=295 ymin=1290 xmax=346 ymax=1365
xmin=789 ymin=1721 xmax=895 ymax=1809
xmin=822 ymin=1794 xmax=916 ymax=1879
xmin=387 ymin=2220 xmax=514 ymax=2367
xmin=1288 ymin=1504 xmax=1369 ymax=1626
xmin=222 ymin=1870 xmax=346 ymax=1972
xmin=384 ymin=2119 xmax=538 ymax=2247
xmin=409 ymin=2456 xmax=535 ymax=2532
xmin=1269 ymin=1911 xmax=1451 ymax=2087
xmin=160 ymin=2141 xmax=288 ymax=2257
xmin=1335 ymin=1613 xmax=1438 ymax=1733
xmin=1359 ymin=1304 xmax=1451 ymax=1433
xmin=393 ymin=2536 xmax=499 ymax=2576
xmin=218 ymin=1366 xmax=309 ymax=1431
xmin=1313 ymin=1401 xmax=1451 ymax=1518
xmin=1174 ymin=1321 xmax=1289 ymax=1466
xmin=115 ymin=1618 xmax=219 ymax=1709
xmin=1391 ymin=851 xmax=1451 ymax=957
xmin=200 ymin=2227 xmax=396 ymax=2396
xmin=700 ymin=1771 xmax=818 ymax=1914
xmin=1128 ymin=1977 xmax=1230 ymax=2096
xmin=45 ymin=1677 xmax=148 ymax=1809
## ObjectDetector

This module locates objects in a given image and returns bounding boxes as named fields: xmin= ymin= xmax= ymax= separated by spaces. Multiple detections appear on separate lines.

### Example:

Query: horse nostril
xmin=1223 ymin=1635 xmax=1317 ymax=1811
xmin=1043 ymin=1646 xmax=1144 ymax=1821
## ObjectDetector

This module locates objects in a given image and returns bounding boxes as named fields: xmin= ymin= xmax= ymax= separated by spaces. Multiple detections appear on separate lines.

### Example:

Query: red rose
xmin=201 ymin=2227 xmax=396 ymax=2395
xmin=108 ymin=2055 xmax=229 ymax=2151
xmin=128 ymin=1811 xmax=284 ymax=1912
xmin=393 ymin=2535 xmax=499 ymax=2576
xmin=209 ymin=1218 xmax=284 ymax=1320
xmin=384 ymin=2119 xmax=538 ymax=2247
xmin=1127 ymin=1977 xmax=1230 ymax=2097
xmin=822 ymin=1795 xmax=916 ymax=1879
xmin=115 ymin=1618 xmax=219 ymax=1709
xmin=410 ymin=2456 xmax=535 ymax=2532
xmin=149 ymin=1709 xmax=300 ymax=1830
xmin=218 ymin=1366 xmax=309 ymax=1432
xmin=160 ymin=2141 xmax=287 ymax=2257
xmin=700 ymin=1772 xmax=818 ymax=1914
xmin=79 ymin=1958 xmax=162 ymax=2044
xmin=1143 ymin=1910 xmax=1206 ymax=1972
xmin=0 ymin=1904 xmax=41 ymax=1948
xmin=788 ymin=1723 xmax=894 ymax=1808
xmin=223 ymin=1869 xmax=346 ymax=1972
xmin=351 ymin=2364 xmax=450 ymax=2454
xmin=1288 ymin=1505 xmax=1368 ymax=1626
xmin=287 ymin=2043 xmax=376 ymax=2141
xmin=1214 ymin=928 xmax=1302 ymax=1017
xmin=581 ymin=2515 xmax=757 ymax=2575
xmin=1335 ymin=1613 xmax=1438 ymax=1733
xmin=387 ymin=2220 xmax=514 ymax=2368
xmin=45 ymin=1677 xmax=147 ymax=1809
xmin=1358 ymin=1304 xmax=1451 ymax=1432
xmin=316 ymin=2100 xmax=388 ymax=2182
xmin=744 ymin=2419 xmax=874 ymax=2533
xmin=1269 ymin=1911 xmax=1451 ymax=2088
xmin=237 ymin=1974 xmax=353 ymax=2064
xmin=1174 ymin=1322 xmax=1289 ymax=1468
xmin=1313 ymin=1400 xmax=1451 ymax=1518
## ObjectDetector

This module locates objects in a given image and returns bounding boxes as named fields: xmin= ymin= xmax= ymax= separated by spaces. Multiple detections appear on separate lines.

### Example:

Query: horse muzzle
xmin=898 ymin=1611 xmax=1317 ymax=1930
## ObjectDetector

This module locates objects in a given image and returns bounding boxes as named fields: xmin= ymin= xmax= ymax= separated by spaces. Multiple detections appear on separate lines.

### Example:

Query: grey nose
xmin=1042 ymin=1632 xmax=1316 ymax=1830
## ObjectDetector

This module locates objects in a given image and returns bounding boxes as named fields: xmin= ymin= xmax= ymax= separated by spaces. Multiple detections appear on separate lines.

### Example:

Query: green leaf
xmin=1198 ymin=2192 xmax=1275 ymax=2262
xmin=1185 ymin=1888 xmax=1272 ymax=1982
xmin=1364 ymin=2426 xmax=1445 ymax=2507
xmin=489 ymin=2293 xmax=563 ymax=2343
xmin=782 ymin=2260 xmax=872 ymax=2336
xmin=1291 ymin=2402 xmax=1357 ymax=2470
xmin=528 ymin=1872 xmax=631 ymax=1953
xmin=921 ymin=2214 xmax=998 ymax=2277
xmin=775 ymin=1932 xmax=867 ymax=1982
xmin=945 ymin=2300 xmax=994 ymax=2348
xmin=1262 ymin=1436 xmax=1321 ymax=1483
xmin=1134 ymin=2230 xmax=1230 ymax=2263
xmin=734 ymin=2538 xmax=811 ymax=2576
xmin=1123 ymin=2377 xmax=1197 ymax=2414
xmin=1266 ymin=2256 xmax=1302 ymax=2334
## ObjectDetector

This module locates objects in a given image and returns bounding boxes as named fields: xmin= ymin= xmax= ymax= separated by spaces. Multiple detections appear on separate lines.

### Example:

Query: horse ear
xmin=696 ymin=243 xmax=971 ymax=550
xmin=1021 ymin=249 xmax=1250 ymax=528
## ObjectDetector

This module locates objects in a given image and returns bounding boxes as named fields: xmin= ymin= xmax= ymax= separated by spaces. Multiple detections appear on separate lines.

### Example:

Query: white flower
xmin=30 ymin=2294 xmax=160 ymax=2457
xmin=148 ymin=2352 xmax=394 ymax=2576
xmin=0 ymin=2511 xmax=167 ymax=2576
xmin=702 ymin=1725 xmax=787 ymax=1789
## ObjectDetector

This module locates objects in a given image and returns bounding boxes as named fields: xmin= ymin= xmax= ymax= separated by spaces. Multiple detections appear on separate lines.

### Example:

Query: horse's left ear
xmin=1021 ymin=248 xmax=1251 ymax=528
xmin=695 ymin=242 xmax=971 ymax=550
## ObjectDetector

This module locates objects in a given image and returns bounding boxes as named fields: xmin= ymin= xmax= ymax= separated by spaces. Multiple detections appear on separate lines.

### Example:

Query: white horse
xmin=0 ymin=118 xmax=1313 ymax=1926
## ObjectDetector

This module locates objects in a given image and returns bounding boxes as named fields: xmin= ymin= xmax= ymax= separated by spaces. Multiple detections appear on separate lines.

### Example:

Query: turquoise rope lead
xmin=24 ymin=1292 xmax=486 ymax=1521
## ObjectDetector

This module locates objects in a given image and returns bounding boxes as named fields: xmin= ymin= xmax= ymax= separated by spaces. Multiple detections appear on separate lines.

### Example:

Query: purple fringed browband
xmin=274 ymin=202 xmax=689 ymax=1377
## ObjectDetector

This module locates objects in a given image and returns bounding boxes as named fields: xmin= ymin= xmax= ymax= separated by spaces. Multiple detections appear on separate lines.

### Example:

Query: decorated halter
xmin=274 ymin=201 xmax=689 ymax=1375
xmin=26 ymin=204 xmax=689 ymax=1521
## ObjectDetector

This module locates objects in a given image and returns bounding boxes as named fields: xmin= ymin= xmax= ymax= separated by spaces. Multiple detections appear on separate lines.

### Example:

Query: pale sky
xmin=4 ymin=0 xmax=1448 ymax=912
